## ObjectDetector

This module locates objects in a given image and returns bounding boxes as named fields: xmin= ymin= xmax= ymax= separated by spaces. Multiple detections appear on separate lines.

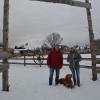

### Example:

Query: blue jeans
xmin=49 ymin=68 xmax=60 ymax=85
xmin=70 ymin=67 xmax=80 ymax=86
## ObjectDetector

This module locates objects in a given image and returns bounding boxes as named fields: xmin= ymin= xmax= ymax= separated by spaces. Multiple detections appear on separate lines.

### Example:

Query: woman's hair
xmin=70 ymin=47 xmax=75 ymax=53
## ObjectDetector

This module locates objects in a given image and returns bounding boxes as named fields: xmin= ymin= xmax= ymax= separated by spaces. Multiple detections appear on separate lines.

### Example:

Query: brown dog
xmin=58 ymin=74 xmax=74 ymax=88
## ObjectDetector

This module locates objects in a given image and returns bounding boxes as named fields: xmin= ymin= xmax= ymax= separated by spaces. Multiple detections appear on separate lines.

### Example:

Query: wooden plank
xmin=8 ymin=57 xmax=92 ymax=61
xmin=30 ymin=0 xmax=91 ymax=8
xmin=65 ymin=0 xmax=91 ymax=8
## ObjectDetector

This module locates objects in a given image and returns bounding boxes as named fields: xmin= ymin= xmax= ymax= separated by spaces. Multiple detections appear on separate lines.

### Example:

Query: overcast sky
xmin=0 ymin=0 xmax=100 ymax=48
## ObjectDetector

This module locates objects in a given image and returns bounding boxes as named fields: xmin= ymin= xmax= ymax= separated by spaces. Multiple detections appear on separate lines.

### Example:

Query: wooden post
xmin=24 ymin=55 xmax=26 ymax=66
xmin=85 ymin=0 xmax=97 ymax=81
xmin=2 ymin=0 xmax=9 ymax=91
xmin=30 ymin=0 xmax=91 ymax=8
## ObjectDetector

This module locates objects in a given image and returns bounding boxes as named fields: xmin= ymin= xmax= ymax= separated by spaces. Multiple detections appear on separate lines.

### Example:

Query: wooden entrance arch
xmin=2 ymin=0 xmax=98 ymax=91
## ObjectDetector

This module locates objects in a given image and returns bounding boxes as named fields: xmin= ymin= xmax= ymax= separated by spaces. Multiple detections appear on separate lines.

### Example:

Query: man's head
xmin=55 ymin=44 xmax=59 ymax=51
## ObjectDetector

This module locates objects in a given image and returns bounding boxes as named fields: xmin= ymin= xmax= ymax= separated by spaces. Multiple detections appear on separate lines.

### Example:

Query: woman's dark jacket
xmin=67 ymin=51 xmax=82 ymax=68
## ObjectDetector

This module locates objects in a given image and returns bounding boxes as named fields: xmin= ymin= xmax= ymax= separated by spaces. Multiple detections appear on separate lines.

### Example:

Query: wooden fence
xmin=0 ymin=54 xmax=100 ymax=73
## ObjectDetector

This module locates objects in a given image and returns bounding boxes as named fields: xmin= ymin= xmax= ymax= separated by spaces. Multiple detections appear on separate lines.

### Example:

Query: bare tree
xmin=42 ymin=32 xmax=63 ymax=48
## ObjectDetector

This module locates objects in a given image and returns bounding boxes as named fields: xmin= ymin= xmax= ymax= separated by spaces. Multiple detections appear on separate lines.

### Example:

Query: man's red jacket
xmin=47 ymin=49 xmax=63 ymax=68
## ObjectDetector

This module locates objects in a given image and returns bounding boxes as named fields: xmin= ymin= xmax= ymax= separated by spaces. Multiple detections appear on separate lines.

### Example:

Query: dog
xmin=58 ymin=74 xmax=74 ymax=88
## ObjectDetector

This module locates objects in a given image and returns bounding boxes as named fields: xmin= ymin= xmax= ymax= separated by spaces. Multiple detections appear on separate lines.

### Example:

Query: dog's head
xmin=65 ymin=74 xmax=72 ymax=79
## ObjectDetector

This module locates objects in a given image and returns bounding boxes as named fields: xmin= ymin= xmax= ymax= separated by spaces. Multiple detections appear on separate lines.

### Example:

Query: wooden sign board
xmin=0 ymin=63 xmax=9 ymax=73
xmin=30 ymin=0 xmax=91 ymax=8
xmin=0 ymin=52 xmax=11 ymax=59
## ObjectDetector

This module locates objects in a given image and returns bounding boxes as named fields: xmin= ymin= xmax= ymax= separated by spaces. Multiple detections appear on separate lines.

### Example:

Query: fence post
xmin=2 ymin=0 xmax=9 ymax=91
xmin=85 ymin=0 xmax=97 ymax=81
xmin=24 ymin=55 xmax=26 ymax=66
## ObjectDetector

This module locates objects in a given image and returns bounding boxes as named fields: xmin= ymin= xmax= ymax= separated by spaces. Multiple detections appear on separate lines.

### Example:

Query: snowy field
xmin=0 ymin=65 xmax=100 ymax=100
xmin=0 ymin=54 xmax=100 ymax=100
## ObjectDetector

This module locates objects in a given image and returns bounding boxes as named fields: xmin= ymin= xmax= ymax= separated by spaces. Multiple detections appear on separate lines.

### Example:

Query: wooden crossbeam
xmin=30 ymin=0 xmax=91 ymax=8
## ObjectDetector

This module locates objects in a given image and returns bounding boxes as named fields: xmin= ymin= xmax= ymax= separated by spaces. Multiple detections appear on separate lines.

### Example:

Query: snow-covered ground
xmin=0 ymin=64 xmax=100 ymax=100
xmin=0 ymin=54 xmax=100 ymax=100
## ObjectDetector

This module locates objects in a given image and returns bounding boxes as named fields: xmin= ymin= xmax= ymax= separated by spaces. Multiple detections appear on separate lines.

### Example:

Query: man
xmin=47 ymin=44 xmax=63 ymax=85
xmin=67 ymin=48 xmax=82 ymax=87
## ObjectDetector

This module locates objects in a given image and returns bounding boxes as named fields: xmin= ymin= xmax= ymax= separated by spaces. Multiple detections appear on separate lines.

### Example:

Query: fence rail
xmin=0 ymin=55 xmax=100 ymax=70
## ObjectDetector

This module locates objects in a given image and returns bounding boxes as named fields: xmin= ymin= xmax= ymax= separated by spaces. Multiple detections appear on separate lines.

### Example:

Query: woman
xmin=67 ymin=48 xmax=82 ymax=87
